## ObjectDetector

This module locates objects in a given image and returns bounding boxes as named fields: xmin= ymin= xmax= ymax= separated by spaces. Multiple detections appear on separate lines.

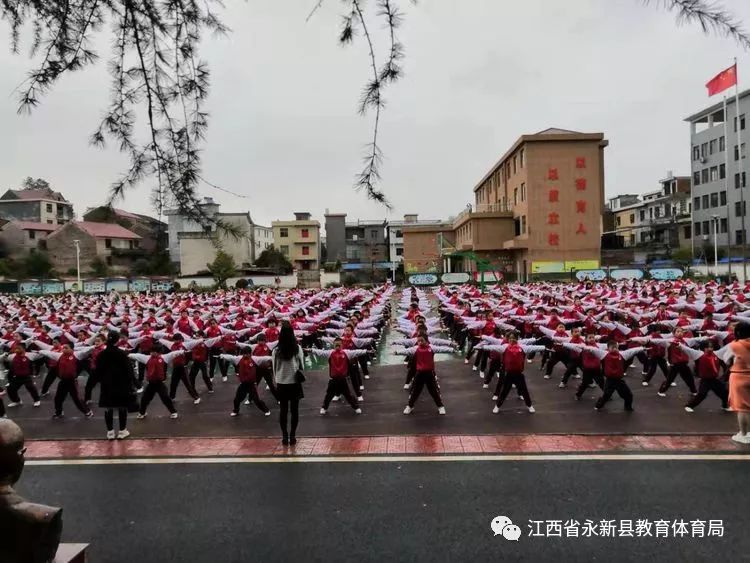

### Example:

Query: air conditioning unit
xmin=700 ymin=157 xmax=707 ymax=163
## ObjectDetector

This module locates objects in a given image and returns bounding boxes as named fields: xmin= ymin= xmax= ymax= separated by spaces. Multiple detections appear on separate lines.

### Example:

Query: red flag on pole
xmin=706 ymin=64 xmax=738 ymax=96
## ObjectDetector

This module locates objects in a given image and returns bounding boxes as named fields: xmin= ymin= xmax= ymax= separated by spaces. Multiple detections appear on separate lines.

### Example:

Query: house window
xmin=735 ymin=172 xmax=747 ymax=188
xmin=738 ymin=230 xmax=746 ymax=245
xmin=513 ymin=188 xmax=518 ymax=205
xmin=703 ymin=220 xmax=710 ymax=234
xmin=519 ymin=149 xmax=524 ymax=167
xmin=736 ymin=201 xmax=746 ymax=217
xmin=684 ymin=226 xmax=692 ymax=239
xmin=629 ymin=214 xmax=635 ymax=224
xmin=720 ymin=136 xmax=726 ymax=151
xmin=106 ymin=256 xmax=113 ymax=266
xmin=513 ymin=156 xmax=517 ymax=174
xmin=395 ymin=229 xmax=402 ymax=238
xmin=134 ymin=240 xmax=140 ymax=248
xmin=720 ymin=163 xmax=726 ymax=179
xmin=709 ymin=139 xmax=717 ymax=154
xmin=710 ymin=167 xmax=718 ymax=181
xmin=639 ymin=210 xmax=645 ymax=221
xmin=701 ymin=169 xmax=709 ymax=183
xmin=629 ymin=234 xmax=635 ymax=245
xmin=654 ymin=207 xmax=661 ymax=218
xmin=280 ymin=245 xmax=289 ymax=255
xmin=735 ymin=143 xmax=746 ymax=161
xmin=46 ymin=203 xmax=53 ymax=213
xmin=129 ymin=240 xmax=134 ymax=249
xmin=720 ymin=191 xmax=727 ymax=206
xmin=302 ymin=246 xmax=310 ymax=256
xmin=28 ymin=230 xmax=35 ymax=240
xmin=710 ymin=192 xmax=719 ymax=207
xmin=616 ymin=216 xmax=622 ymax=227
xmin=301 ymin=228 xmax=309 ymax=238
xmin=735 ymin=114 xmax=746 ymax=131
xmin=47 ymin=220 xmax=53 ymax=225
xmin=702 ymin=195 xmax=709 ymax=208
xmin=280 ymin=227 xmax=288 ymax=238
xmin=396 ymin=247 xmax=403 ymax=256
xmin=721 ymin=218 xmax=728 ymax=233
xmin=370 ymin=229 xmax=377 ymax=239
xmin=639 ymin=232 xmax=647 ymax=243
xmin=520 ymin=183 xmax=526 ymax=201
xmin=693 ymin=171 xmax=700 ymax=186
xmin=694 ymin=197 xmax=701 ymax=210
xmin=521 ymin=215 xmax=527 ymax=234
xmin=694 ymin=222 xmax=701 ymax=236
xmin=701 ymin=143 xmax=708 ymax=158
xmin=692 ymin=146 xmax=700 ymax=160
xmin=105 ymin=239 xmax=112 ymax=249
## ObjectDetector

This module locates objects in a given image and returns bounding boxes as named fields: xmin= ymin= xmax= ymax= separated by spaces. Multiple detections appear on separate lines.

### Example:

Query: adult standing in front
xmin=96 ymin=332 xmax=138 ymax=440
xmin=272 ymin=322 xmax=305 ymax=446
xmin=727 ymin=323 xmax=750 ymax=444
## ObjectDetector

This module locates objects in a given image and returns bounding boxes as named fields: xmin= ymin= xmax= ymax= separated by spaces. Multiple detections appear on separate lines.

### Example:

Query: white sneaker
xmin=670 ymin=382 xmax=676 ymax=387
xmin=364 ymin=375 xmax=370 ymax=380
xmin=354 ymin=408 xmax=362 ymax=414
xmin=107 ymin=430 xmax=116 ymax=440
xmin=492 ymin=395 xmax=498 ymax=401
xmin=136 ymin=387 xmax=144 ymax=394
xmin=222 ymin=377 xmax=228 ymax=383
xmin=543 ymin=375 xmax=550 ymax=380
xmin=6 ymin=402 xmax=21 ymax=407
xmin=528 ymin=406 xmax=536 ymax=413
xmin=685 ymin=407 xmax=694 ymax=413
xmin=332 ymin=395 xmax=340 ymax=402
xmin=244 ymin=399 xmax=250 ymax=405
xmin=170 ymin=412 xmax=179 ymax=419
xmin=492 ymin=406 xmax=500 ymax=414
xmin=264 ymin=411 xmax=271 ymax=416
xmin=438 ymin=406 xmax=446 ymax=415
xmin=359 ymin=386 xmax=364 ymax=391
xmin=482 ymin=383 xmax=489 ymax=389
xmin=642 ymin=381 xmax=649 ymax=387
xmin=558 ymin=382 xmax=566 ymax=388
xmin=464 ymin=359 xmax=469 ymax=364
xmin=731 ymin=432 xmax=748 ymax=444
xmin=657 ymin=392 xmax=666 ymax=397
xmin=403 ymin=384 xmax=410 ymax=390
xmin=320 ymin=408 xmax=327 ymax=415
xmin=403 ymin=405 xmax=413 ymax=415
xmin=723 ymin=407 xmax=732 ymax=412
xmin=367 ymin=361 xmax=372 ymax=366
xmin=33 ymin=401 xmax=40 ymax=407
xmin=117 ymin=429 xmax=130 ymax=440
xmin=230 ymin=411 xmax=238 ymax=417
xmin=527 ymin=359 xmax=533 ymax=363
xmin=193 ymin=397 xmax=201 ymax=405
xmin=357 ymin=396 xmax=364 ymax=402
xmin=472 ymin=366 xmax=478 ymax=371
xmin=137 ymin=413 xmax=146 ymax=419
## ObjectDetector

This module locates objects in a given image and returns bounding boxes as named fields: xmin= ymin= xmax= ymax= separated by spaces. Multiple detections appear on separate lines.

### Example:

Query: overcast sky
xmin=2 ymin=0 xmax=750 ymax=228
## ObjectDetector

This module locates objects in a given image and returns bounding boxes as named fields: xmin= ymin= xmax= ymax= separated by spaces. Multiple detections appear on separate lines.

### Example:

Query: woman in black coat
xmin=97 ymin=332 xmax=138 ymax=440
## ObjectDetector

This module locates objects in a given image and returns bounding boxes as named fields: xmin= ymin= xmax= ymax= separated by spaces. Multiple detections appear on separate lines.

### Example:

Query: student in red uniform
xmin=560 ymin=327 xmax=585 ymax=387
xmin=39 ymin=337 xmax=63 ymax=396
xmin=567 ymin=334 xmax=605 ymax=400
xmin=250 ymin=334 xmax=278 ymax=401
xmin=481 ymin=333 xmax=545 ymax=413
xmin=129 ymin=350 xmax=184 ymax=419
xmin=543 ymin=324 xmax=570 ymax=379
xmin=219 ymin=350 xmax=272 ymax=417
xmin=5 ymin=346 xmax=42 ymax=408
xmin=642 ymin=325 xmax=669 ymax=386
xmin=657 ymin=329 xmax=699 ymax=397
xmin=38 ymin=344 xmax=94 ymax=419
xmin=161 ymin=334 xmax=201 ymax=404
xmin=83 ymin=334 xmax=106 ymax=404
xmin=397 ymin=336 xmax=453 ymax=415
xmin=205 ymin=319 xmax=223 ymax=379
xmin=312 ymin=338 xmax=365 ymax=414
xmin=682 ymin=342 xmax=729 ymax=412
xmin=592 ymin=341 xmax=645 ymax=411
xmin=187 ymin=332 xmax=219 ymax=394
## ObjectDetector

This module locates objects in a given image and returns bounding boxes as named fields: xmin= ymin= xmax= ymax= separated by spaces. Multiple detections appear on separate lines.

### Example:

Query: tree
xmin=2 ymin=1 xmax=749 ymax=217
xmin=22 ymin=251 xmax=53 ymax=278
xmin=207 ymin=250 xmax=237 ymax=288
xmin=255 ymin=246 xmax=294 ymax=274
xmin=21 ymin=177 xmax=50 ymax=191
xmin=89 ymin=256 xmax=109 ymax=277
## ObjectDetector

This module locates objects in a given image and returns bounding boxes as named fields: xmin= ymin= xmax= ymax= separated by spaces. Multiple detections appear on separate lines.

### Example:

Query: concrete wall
xmin=47 ymin=224 xmax=98 ymax=274
xmin=324 ymin=215 xmax=346 ymax=263
xmin=320 ymin=271 xmax=341 ymax=286
xmin=403 ymin=227 xmax=453 ymax=273
xmin=177 ymin=274 xmax=299 ymax=288
xmin=0 ymin=224 xmax=47 ymax=258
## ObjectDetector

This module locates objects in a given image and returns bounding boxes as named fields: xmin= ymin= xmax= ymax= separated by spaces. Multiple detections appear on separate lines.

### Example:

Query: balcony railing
xmin=454 ymin=201 xmax=514 ymax=223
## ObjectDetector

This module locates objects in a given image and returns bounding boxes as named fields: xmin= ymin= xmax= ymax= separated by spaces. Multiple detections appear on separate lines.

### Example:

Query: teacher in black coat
xmin=97 ymin=332 xmax=138 ymax=441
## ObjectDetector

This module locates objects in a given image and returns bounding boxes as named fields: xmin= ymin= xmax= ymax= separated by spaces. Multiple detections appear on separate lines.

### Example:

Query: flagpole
xmin=735 ymin=57 xmax=747 ymax=282
xmin=724 ymin=95 xmax=733 ymax=277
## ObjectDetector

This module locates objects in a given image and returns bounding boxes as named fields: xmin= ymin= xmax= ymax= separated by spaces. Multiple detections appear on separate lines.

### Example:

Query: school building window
xmin=709 ymin=139 xmax=717 ymax=154
xmin=734 ymin=114 xmax=746 ymax=131
xmin=735 ymin=201 xmax=746 ymax=217
xmin=302 ymin=246 xmax=310 ymax=256
xmin=694 ymin=197 xmax=701 ymax=210
xmin=721 ymin=218 xmax=728 ymax=233
xmin=639 ymin=210 xmax=645 ymax=221
xmin=684 ymin=225 xmax=692 ymax=239
xmin=692 ymin=146 xmax=699 ymax=161
xmin=702 ymin=195 xmax=709 ymax=208
xmin=105 ymin=238 xmax=112 ymax=249
xmin=693 ymin=171 xmax=700 ymax=186
xmin=720 ymin=135 xmax=726 ymax=151
xmin=720 ymin=191 xmax=727 ymax=206
xmin=701 ymin=169 xmax=709 ymax=183
xmin=280 ymin=228 xmax=288 ymax=238
xmin=694 ymin=222 xmax=701 ymax=236
xmin=737 ymin=230 xmax=746 ymax=245
xmin=301 ymin=228 xmax=309 ymax=238
xmin=710 ymin=192 xmax=718 ymax=207
xmin=710 ymin=167 xmax=718 ymax=181
xmin=736 ymin=172 xmax=747 ymax=189
xmin=280 ymin=245 xmax=289 ymax=255
xmin=720 ymin=163 xmax=726 ymax=179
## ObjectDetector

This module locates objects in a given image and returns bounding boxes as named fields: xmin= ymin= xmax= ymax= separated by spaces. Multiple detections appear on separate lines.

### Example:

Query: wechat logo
xmin=491 ymin=515 xmax=522 ymax=541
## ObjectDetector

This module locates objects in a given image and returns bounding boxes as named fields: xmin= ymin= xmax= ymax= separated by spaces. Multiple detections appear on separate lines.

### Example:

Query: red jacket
xmin=696 ymin=353 xmax=721 ymax=379
xmin=237 ymin=357 xmax=257 ymax=383
xmin=171 ymin=342 xmax=186 ymax=367
xmin=414 ymin=345 xmax=435 ymax=372
xmin=602 ymin=351 xmax=625 ymax=379
xmin=145 ymin=356 xmax=167 ymax=382
xmin=191 ymin=342 xmax=208 ymax=363
xmin=10 ymin=354 xmax=32 ymax=378
xmin=329 ymin=350 xmax=350 ymax=378
xmin=582 ymin=348 xmax=601 ymax=370
xmin=502 ymin=344 xmax=525 ymax=373
xmin=57 ymin=353 xmax=78 ymax=380
xmin=668 ymin=342 xmax=689 ymax=364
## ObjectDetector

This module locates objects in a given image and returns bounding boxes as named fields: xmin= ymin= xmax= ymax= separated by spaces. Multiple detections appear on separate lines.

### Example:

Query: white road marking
xmin=26 ymin=453 xmax=750 ymax=466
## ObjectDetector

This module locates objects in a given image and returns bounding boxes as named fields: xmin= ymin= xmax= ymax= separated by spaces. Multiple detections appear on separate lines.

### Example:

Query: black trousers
xmin=54 ymin=379 xmax=88 ymax=416
xmin=484 ymin=358 xmax=503 ymax=385
xmin=169 ymin=364 xmax=198 ymax=400
xmin=624 ymin=351 xmax=649 ymax=373
xmin=7 ymin=376 xmax=40 ymax=403
xmin=323 ymin=378 xmax=358 ymax=409
xmin=659 ymin=362 xmax=697 ymax=394
xmin=576 ymin=368 xmax=604 ymax=398
xmin=137 ymin=362 xmax=146 ymax=386
xmin=562 ymin=357 xmax=582 ymax=384
xmin=474 ymin=349 xmax=488 ymax=371
xmin=595 ymin=378 xmax=633 ymax=410
xmin=0 ymin=397 xmax=5 ymax=417
xmin=545 ymin=350 xmax=568 ymax=376
xmin=405 ymin=356 xmax=417 ymax=386
xmin=140 ymin=381 xmax=176 ymax=414
xmin=84 ymin=371 xmax=101 ymax=403
xmin=644 ymin=357 xmax=669 ymax=382
xmin=496 ymin=372 xmax=532 ymax=407
xmin=105 ymin=408 xmax=128 ymax=431
xmin=279 ymin=397 xmax=299 ymax=439
xmin=348 ymin=361 xmax=363 ymax=397
xmin=256 ymin=367 xmax=279 ymax=401
xmin=686 ymin=378 xmax=728 ymax=408
xmin=233 ymin=381 xmax=269 ymax=414
xmin=209 ymin=349 xmax=221 ymax=377
xmin=188 ymin=361 xmax=213 ymax=392
xmin=41 ymin=366 xmax=58 ymax=395
xmin=465 ymin=335 xmax=480 ymax=359
xmin=408 ymin=370 xmax=443 ymax=408
xmin=358 ymin=354 xmax=370 ymax=376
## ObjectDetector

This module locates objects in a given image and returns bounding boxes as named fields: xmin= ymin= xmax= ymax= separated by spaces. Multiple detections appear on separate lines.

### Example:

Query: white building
xmin=254 ymin=224 xmax=273 ymax=257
